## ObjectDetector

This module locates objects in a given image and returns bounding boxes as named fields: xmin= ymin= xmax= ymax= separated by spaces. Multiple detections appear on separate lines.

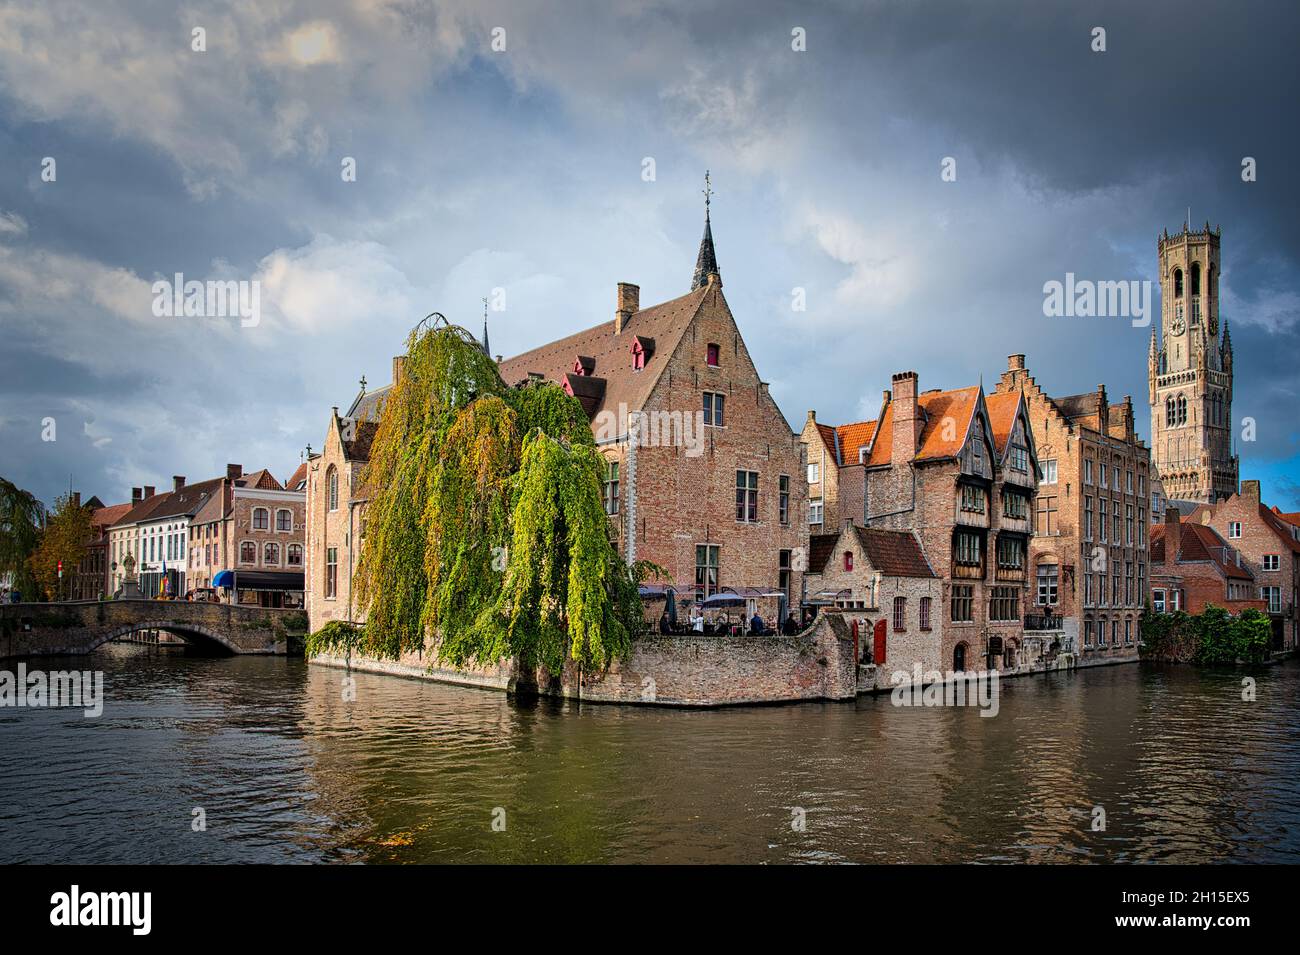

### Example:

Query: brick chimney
xmin=1164 ymin=505 xmax=1183 ymax=562
xmin=615 ymin=282 xmax=639 ymax=335
xmin=226 ymin=464 xmax=242 ymax=482
xmin=132 ymin=487 xmax=142 ymax=506
xmin=392 ymin=355 xmax=406 ymax=387
xmin=143 ymin=485 xmax=155 ymax=498
xmin=173 ymin=475 xmax=186 ymax=491
xmin=1008 ymin=353 xmax=1025 ymax=372
xmin=72 ymin=491 xmax=81 ymax=508
xmin=890 ymin=371 xmax=921 ymax=465
xmin=1241 ymin=479 xmax=1260 ymax=502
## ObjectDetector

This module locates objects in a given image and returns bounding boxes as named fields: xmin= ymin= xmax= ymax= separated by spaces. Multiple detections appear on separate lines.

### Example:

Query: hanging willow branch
xmin=327 ymin=323 xmax=649 ymax=672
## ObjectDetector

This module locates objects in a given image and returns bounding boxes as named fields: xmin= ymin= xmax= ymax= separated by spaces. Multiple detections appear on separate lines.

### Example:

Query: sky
xmin=1 ymin=0 xmax=1297 ymax=509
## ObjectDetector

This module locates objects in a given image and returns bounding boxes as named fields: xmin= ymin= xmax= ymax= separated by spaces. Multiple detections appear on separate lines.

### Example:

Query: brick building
xmin=109 ymin=477 xmax=224 ymax=598
xmin=1149 ymin=506 xmax=1262 ymax=616
xmin=802 ymin=370 xmax=1041 ymax=673
xmin=190 ymin=465 xmax=307 ymax=607
xmin=306 ymin=206 xmax=807 ymax=634
xmin=993 ymin=354 xmax=1150 ymax=664
xmin=1178 ymin=480 xmax=1300 ymax=651
xmin=802 ymin=522 xmax=941 ymax=687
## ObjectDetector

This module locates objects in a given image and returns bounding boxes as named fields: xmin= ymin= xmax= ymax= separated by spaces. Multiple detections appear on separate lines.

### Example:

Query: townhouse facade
xmin=993 ymin=354 xmax=1150 ymax=663
xmin=1149 ymin=506 xmax=1263 ymax=616
xmin=802 ymin=370 xmax=1041 ymax=673
xmin=189 ymin=465 xmax=307 ymax=607
xmin=1180 ymin=480 xmax=1300 ymax=651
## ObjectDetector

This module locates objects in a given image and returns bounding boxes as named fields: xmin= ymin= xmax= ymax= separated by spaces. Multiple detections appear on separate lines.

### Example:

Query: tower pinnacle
xmin=691 ymin=170 xmax=720 ymax=291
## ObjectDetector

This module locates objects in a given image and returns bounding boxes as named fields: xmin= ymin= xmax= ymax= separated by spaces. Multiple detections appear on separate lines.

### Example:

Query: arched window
xmin=953 ymin=642 xmax=967 ymax=672
xmin=263 ymin=542 xmax=280 ymax=566
xmin=1173 ymin=268 xmax=1183 ymax=298
xmin=287 ymin=543 xmax=303 ymax=566
xmin=1177 ymin=395 xmax=1187 ymax=425
xmin=1166 ymin=397 xmax=1175 ymax=427
xmin=252 ymin=507 xmax=269 ymax=530
xmin=327 ymin=467 xmax=339 ymax=512
xmin=240 ymin=541 xmax=256 ymax=564
xmin=276 ymin=508 xmax=292 ymax=532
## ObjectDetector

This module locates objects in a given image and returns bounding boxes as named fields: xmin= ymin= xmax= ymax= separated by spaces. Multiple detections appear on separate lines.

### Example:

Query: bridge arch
xmin=95 ymin=622 xmax=240 ymax=655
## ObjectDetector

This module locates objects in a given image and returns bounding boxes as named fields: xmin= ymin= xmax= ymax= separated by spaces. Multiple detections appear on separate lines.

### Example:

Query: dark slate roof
xmin=808 ymin=533 xmax=839 ymax=576
xmin=347 ymin=384 xmax=391 ymax=422
xmin=852 ymin=526 xmax=936 ymax=578
xmin=691 ymin=211 xmax=719 ymax=290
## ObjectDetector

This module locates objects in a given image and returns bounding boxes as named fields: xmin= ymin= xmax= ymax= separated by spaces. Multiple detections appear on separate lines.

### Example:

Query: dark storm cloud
xmin=0 ymin=0 xmax=1295 ymax=507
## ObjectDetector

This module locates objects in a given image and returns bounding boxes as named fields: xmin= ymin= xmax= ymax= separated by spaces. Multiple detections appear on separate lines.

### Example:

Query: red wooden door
xmin=873 ymin=619 xmax=887 ymax=666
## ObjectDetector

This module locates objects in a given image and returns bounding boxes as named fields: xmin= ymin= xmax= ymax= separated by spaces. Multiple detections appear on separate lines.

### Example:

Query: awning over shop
xmin=212 ymin=570 xmax=235 ymax=589
xmin=226 ymin=571 xmax=304 ymax=592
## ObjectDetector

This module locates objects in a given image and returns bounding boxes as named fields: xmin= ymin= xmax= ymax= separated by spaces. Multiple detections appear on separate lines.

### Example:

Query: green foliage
xmin=0 ymin=476 xmax=43 ymax=600
xmin=29 ymin=493 xmax=92 ymax=601
xmin=350 ymin=323 xmax=646 ymax=672
xmin=1140 ymin=604 xmax=1273 ymax=665
xmin=305 ymin=619 xmax=363 ymax=657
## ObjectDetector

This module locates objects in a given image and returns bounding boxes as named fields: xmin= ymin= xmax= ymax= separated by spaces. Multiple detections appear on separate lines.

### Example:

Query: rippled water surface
xmin=2 ymin=644 xmax=1298 ymax=863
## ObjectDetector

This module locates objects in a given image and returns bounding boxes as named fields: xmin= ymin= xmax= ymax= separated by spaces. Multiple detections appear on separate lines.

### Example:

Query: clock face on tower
xmin=1171 ymin=316 xmax=1185 ymax=335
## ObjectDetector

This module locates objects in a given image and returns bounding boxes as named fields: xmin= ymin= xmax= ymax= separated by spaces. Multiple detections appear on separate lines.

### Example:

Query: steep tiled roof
xmin=808 ymin=533 xmax=839 ymax=575
xmin=812 ymin=423 xmax=840 ymax=463
xmin=91 ymin=502 xmax=133 ymax=531
xmin=236 ymin=468 xmax=283 ymax=491
xmin=496 ymin=285 xmax=711 ymax=422
xmin=348 ymin=385 xmax=391 ymax=423
xmin=112 ymin=477 xmax=225 ymax=526
xmin=984 ymin=391 xmax=1021 ymax=455
xmin=286 ymin=462 xmax=308 ymax=491
xmin=1258 ymin=503 xmax=1300 ymax=554
xmin=835 ymin=420 xmax=876 ymax=465
xmin=852 ymin=526 xmax=935 ymax=578
xmin=1151 ymin=522 xmax=1253 ymax=579
xmin=1273 ymin=506 xmax=1300 ymax=528
xmin=861 ymin=386 xmax=980 ymax=466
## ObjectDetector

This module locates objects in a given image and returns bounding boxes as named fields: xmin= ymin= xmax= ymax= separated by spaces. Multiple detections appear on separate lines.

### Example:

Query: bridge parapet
xmin=0 ymin=600 xmax=307 ymax=658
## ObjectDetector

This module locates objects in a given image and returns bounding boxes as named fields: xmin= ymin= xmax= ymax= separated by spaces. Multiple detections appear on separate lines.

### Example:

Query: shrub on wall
xmin=1140 ymin=604 xmax=1272 ymax=665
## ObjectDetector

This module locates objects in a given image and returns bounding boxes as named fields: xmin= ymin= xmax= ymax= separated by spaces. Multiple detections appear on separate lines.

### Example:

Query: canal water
xmin=2 ymin=643 xmax=1298 ymax=864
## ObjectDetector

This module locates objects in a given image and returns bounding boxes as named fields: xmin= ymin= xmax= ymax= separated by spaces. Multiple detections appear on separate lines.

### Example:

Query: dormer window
xmin=573 ymin=355 xmax=594 ymax=376
xmin=844 ymin=551 xmax=854 ymax=571
xmin=706 ymin=342 xmax=720 ymax=367
xmin=631 ymin=336 xmax=655 ymax=372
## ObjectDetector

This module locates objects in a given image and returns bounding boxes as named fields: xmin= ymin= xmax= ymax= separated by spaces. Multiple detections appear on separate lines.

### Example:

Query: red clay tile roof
xmin=286 ymin=462 xmax=308 ymax=491
xmin=852 ymin=526 xmax=935 ymax=578
xmin=1272 ymin=506 xmax=1300 ymax=527
xmin=496 ymin=285 xmax=712 ymax=421
xmin=1151 ymin=522 xmax=1254 ymax=579
xmin=835 ymin=420 xmax=877 ymax=465
xmin=983 ymin=391 xmax=1021 ymax=455
xmin=854 ymin=385 xmax=980 ymax=466
xmin=1258 ymin=503 xmax=1300 ymax=553
xmin=812 ymin=423 xmax=840 ymax=463
xmin=236 ymin=468 xmax=283 ymax=491
xmin=91 ymin=502 xmax=133 ymax=530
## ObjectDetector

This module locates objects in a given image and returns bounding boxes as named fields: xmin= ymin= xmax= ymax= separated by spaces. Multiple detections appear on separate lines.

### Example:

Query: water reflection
xmin=2 ymin=643 xmax=1297 ymax=863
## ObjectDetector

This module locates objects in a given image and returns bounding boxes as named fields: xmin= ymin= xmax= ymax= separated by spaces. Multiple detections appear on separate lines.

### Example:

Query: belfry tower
xmin=1148 ymin=221 xmax=1238 ymax=503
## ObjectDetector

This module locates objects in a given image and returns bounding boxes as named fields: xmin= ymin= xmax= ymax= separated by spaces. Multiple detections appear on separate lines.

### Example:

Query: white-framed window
xmin=809 ymin=498 xmax=823 ymax=525
xmin=263 ymin=541 xmax=280 ymax=566
xmin=1153 ymin=589 xmax=1166 ymax=613
xmin=702 ymin=391 xmax=726 ymax=427
xmin=276 ymin=509 xmax=292 ymax=532
xmin=240 ymin=540 xmax=256 ymax=564
xmin=807 ymin=462 xmax=820 ymax=485
xmin=1262 ymin=586 xmax=1282 ymax=613
xmin=1263 ymin=554 xmax=1280 ymax=571
xmin=252 ymin=507 xmax=269 ymax=530
xmin=1228 ymin=522 xmax=1242 ymax=539
xmin=1084 ymin=459 xmax=1094 ymax=485
xmin=1040 ymin=459 xmax=1058 ymax=485
xmin=1036 ymin=562 xmax=1059 ymax=606
xmin=288 ymin=543 xmax=303 ymax=567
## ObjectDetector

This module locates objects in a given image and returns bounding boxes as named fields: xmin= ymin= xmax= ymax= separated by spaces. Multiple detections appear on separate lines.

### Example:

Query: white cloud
xmin=0 ymin=210 xmax=27 ymax=237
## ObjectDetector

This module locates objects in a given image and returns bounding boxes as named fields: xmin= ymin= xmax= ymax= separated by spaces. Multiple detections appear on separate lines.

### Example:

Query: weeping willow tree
xmin=325 ymin=321 xmax=652 ymax=672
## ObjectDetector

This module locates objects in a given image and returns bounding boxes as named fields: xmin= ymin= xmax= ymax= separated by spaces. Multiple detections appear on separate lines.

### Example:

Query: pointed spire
xmin=691 ymin=170 xmax=719 ymax=291
xmin=481 ymin=296 xmax=491 ymax=356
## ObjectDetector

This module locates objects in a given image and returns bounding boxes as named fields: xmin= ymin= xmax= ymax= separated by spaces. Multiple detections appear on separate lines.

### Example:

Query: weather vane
xmin=702 ymin=169 xmax=714 ymax=210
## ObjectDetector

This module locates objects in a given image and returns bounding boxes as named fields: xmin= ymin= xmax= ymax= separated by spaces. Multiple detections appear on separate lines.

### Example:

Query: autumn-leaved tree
xmin=28 ymin=493 xmax=93 ymax=601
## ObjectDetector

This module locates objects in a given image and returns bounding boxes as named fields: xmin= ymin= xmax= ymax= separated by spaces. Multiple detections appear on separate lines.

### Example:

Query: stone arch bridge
xmin=0 ymin=600 xmax=306 ymax=658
